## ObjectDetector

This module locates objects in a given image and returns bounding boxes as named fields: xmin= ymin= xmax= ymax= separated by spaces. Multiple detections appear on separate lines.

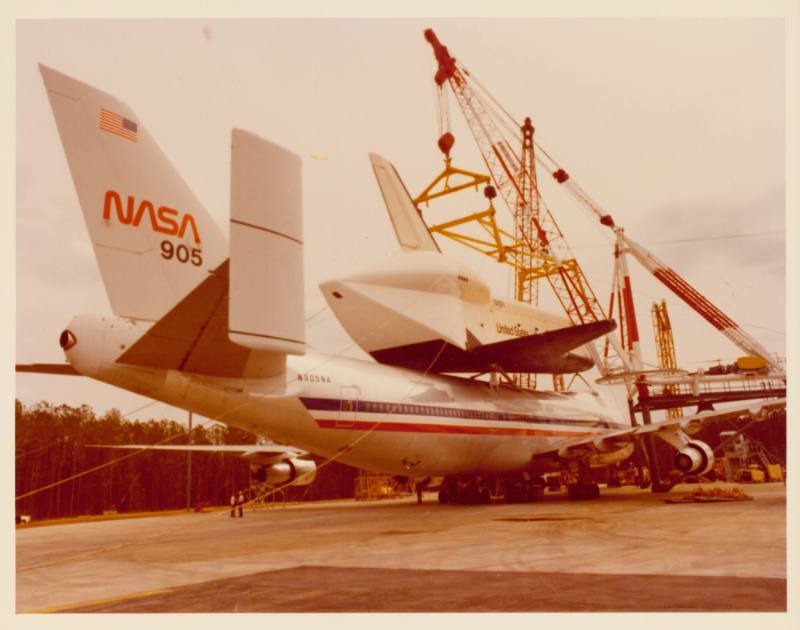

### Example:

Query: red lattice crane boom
xmin=533 ymin=143 xmax=779 ymax=371
xmin=620 ymin=231 xmax=777 ymax=369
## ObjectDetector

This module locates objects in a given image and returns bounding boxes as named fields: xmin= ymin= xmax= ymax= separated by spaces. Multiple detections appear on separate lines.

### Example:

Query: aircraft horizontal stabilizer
xmin=371 ymin=319 xmax=615 ymax=374
xmin=16 ymin=363 xmax=80 ymax=376
xmin=116 ymin=259 xmax=285 ymax=378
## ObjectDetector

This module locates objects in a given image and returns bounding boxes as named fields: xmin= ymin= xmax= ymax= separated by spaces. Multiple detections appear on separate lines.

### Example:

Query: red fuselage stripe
xmin=315 ymin=418 xmax=592 ymax=438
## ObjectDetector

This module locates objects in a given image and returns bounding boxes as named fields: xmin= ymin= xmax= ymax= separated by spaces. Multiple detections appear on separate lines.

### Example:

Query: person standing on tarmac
xmin=230 ymin=492 xmax=237 ymax=518
xmin=237 ymin=490 xmax=245 ymax=518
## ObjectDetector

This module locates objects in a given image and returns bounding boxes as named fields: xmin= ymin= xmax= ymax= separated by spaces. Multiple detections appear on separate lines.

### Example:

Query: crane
xmin=423 ymin=28 xmax=634 ymax=379
xmin=419 ymin=28 xmax=782 ymax=492
xmin=421 ymin=28 xmax=781 ymax=391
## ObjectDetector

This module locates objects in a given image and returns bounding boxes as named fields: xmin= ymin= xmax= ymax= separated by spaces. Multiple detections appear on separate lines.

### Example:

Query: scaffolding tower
xmin=651 ymin=300 xmax=683 ymax=419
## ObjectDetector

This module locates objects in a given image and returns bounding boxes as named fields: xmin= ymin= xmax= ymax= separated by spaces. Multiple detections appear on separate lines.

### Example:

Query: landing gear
xmin=503 ymin=474 xmax=544 ymax=504
xmin=438 ymin=476 xmax=491 ymax=505
xmin=650 ymin=480 xmax=675 ymax=494
xmin=437 ymin=473 xmax=569 ymax=505
xmin=566 ymin=462 xmax=601 ymax=500
xmin=414 ymin=477 xmax=431 ymax=504
xmin=567 ymin=483 xmax=600 ymax=500
xmin=438 ymin=479 xmax=456 ymax=504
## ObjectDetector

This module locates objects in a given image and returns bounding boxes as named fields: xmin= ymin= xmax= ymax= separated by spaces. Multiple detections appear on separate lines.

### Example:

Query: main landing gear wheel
xmin=651 ymin=480 xmax=675 ymax=494
xmin=438 ymin=480 xmax=456 ymax=504
xmin=503 ymin=475 xmax=544 ymax=504
xmin=567 ymin=483 xmax=600 ymax=500
xmin=438 ymin=477 xmax=491 ymax=505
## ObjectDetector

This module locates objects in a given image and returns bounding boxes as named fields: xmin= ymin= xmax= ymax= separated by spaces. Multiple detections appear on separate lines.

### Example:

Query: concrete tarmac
xmin=16 ymin=483 xmax=786 ymax=613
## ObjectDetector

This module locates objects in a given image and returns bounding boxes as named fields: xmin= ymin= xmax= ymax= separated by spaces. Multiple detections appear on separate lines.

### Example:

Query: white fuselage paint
xmin=64 ymin=313 xmax=626 ymax=478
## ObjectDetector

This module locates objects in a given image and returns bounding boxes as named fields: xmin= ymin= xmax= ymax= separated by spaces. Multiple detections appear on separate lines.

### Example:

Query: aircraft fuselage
xmin=63 ymin=313 xmax=626 ymax=478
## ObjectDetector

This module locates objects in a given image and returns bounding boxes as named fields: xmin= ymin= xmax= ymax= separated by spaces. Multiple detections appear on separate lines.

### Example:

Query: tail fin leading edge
xmin=39 ymin=65 xmax=227 ymax=322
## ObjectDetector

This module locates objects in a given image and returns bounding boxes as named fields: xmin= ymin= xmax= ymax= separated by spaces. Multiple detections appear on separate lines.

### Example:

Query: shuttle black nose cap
xmin=59 ymin=329 xmax=77 ymax=350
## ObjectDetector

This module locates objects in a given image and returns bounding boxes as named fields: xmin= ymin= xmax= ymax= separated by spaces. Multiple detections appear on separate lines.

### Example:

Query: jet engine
xmin=673 ymin=439 xmax=714 ymax=475
xmin=251 ymin=458 xmax=317 ymax=486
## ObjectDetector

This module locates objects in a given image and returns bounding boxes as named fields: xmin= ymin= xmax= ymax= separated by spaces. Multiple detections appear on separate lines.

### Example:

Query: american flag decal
xmin=99 ymin=108 xmax=138 ymax=142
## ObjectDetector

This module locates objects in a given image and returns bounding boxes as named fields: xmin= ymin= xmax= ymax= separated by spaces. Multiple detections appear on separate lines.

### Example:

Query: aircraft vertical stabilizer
xmin=39 ymin=65 xmax=227 ymax=322
xmin=229 ymin=129 xmax=305 ymax=355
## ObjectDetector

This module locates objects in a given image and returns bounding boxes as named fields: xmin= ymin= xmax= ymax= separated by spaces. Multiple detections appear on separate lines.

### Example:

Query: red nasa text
xmin=102 ymin=190 xmax=201 ymax=244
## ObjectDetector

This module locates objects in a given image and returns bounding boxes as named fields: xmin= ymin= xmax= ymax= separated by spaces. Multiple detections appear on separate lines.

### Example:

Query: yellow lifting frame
xmin=414 ymin=158 xmax=491 ymax=206
xmin=417 ymin=159 xmax=582 ymax=301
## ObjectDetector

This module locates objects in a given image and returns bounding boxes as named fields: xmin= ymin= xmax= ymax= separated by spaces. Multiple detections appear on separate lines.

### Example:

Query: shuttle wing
xmin=371 ymin=319 xmax=614 ymax=374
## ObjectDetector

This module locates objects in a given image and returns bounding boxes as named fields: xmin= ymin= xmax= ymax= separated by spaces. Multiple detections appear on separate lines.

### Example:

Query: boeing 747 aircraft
xmin=19 ymin=66 xmax=784 ymax=504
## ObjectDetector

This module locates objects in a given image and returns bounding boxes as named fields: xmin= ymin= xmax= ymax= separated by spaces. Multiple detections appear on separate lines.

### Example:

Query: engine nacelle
xmin=252 ymin=458 xmax=317 ymax=486
xmin=673 ymin=440 xmax=714 ymax=475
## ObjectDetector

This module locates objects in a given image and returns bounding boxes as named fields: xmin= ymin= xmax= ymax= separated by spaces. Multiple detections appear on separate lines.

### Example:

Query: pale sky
xmin=14 ymin=17 xmax=787 ymax=426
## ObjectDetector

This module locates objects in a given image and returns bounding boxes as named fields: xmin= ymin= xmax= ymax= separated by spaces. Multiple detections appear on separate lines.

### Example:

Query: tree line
xmin=15 ymin=400 xmax=359 ymax=520
xmin=15 ymin=399 xmax=786 ymax=520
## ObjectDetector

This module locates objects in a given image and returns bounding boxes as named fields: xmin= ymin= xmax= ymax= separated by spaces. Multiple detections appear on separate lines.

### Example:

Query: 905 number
xmin=161 ymin=241 xmax=202 ymax=266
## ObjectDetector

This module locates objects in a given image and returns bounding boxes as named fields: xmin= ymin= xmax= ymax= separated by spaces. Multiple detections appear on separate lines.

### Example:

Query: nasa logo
xmin=102 ymin=190 xmax=201 ymax=244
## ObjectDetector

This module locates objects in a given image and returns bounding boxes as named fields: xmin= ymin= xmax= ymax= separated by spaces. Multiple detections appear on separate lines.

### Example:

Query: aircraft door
xmin=336 ymin=386 xmax=360 ymax=428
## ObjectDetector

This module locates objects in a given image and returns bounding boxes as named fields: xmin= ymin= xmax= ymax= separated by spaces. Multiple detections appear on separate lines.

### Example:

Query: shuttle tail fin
xmin=369 ymin=153 xmax=440 ymax=253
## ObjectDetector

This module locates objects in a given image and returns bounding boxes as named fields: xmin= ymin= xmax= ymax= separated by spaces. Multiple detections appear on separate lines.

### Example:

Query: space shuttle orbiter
xmin=321 ymin=153 xmax=608 ymax=376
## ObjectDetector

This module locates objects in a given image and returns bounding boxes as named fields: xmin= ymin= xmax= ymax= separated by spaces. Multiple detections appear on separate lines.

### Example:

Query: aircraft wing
xmin=371 ymin=319 xmax=614 ymax=374
xmin=88 ymin=443 xmax=307 ymax=465
xmin=16 ymin=363 xmax=81 ymax=376
xmin=537 ymin=397 xmax=786 ymax=464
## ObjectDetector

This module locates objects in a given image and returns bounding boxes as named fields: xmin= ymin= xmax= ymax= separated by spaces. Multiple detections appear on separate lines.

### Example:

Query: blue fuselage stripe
xmin=298 ymin=396 xmax=624 ymax=430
